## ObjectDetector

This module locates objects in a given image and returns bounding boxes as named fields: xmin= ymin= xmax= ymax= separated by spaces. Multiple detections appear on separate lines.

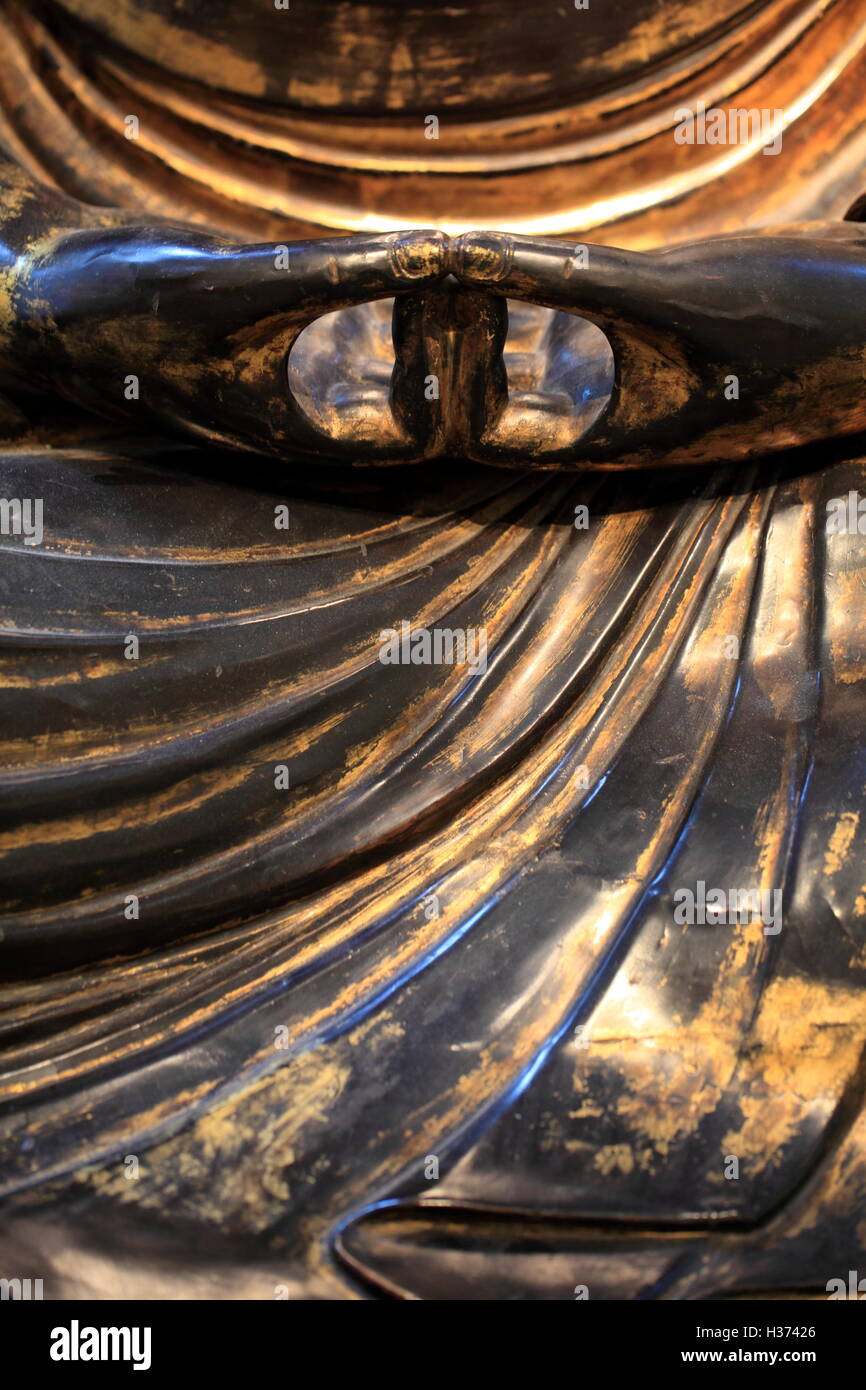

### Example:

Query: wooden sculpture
xmin=1 ymin=0 xmax=866 ymax=1302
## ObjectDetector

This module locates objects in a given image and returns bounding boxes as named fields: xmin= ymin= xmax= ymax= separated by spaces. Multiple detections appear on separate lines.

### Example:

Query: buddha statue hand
xmin=452 ymin=227 xmax=866 ymax=469
xmin=0 ymin=222 xmax=450 ymax=464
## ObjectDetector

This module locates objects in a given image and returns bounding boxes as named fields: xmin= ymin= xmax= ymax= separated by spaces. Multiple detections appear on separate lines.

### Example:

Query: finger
xmin=451 ymin=231 xmax=665 ymax=328
xmin=205 ymin=229 xmax=450 ymax=325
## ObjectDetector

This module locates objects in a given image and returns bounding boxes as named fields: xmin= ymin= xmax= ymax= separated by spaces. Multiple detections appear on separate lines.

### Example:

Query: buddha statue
xmin=1 ymin=0 xmax=866 ymax=1302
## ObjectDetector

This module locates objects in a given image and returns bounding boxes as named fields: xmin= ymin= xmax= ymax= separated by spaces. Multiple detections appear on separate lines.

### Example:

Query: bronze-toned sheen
xmin=2 ymin=0 xmax=866 ymax=1306
xmin=5 ymin=0 xmax=866 ymax=242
